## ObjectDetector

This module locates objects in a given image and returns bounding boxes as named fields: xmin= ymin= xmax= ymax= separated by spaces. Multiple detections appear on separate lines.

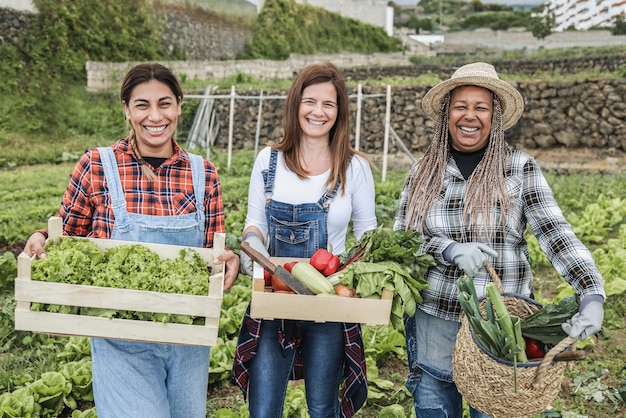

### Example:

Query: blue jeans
xmin=91 ymin=339 xmax=210 ymax=418
xmin=248 ymin=319 xmax=344 ymax=418
xmin=405 ymin=309 xmax=490 ymax=418
xmin=411 ymin=368 xmax=490 ymax=418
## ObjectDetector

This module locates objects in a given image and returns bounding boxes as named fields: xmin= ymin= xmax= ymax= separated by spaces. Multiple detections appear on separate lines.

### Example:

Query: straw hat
xmin=422 ymin=62 xmax=524 ymax=131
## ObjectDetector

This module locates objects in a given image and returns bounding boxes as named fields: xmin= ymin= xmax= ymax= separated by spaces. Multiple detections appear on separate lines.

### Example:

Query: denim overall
xmin=90 ymin=147 xmax=211 ymax=418
xmin=247 ymin=149 xmax=345 ymax=418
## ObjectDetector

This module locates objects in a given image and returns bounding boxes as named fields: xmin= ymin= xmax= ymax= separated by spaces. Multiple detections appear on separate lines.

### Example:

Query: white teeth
xmin=145 ymin=125 xmax=167 ymax=133
xmin=308 ymin=119 xmax=325 ymax=126
xmin=460 ymin=126 xmax=478 ymax=132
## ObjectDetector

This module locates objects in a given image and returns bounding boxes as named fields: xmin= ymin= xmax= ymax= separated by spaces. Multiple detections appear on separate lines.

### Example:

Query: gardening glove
xmin=239 ymin=234 xmax=269 ymax=277
xmin=448 ymin=242 xmax=498 ymax=276
xmin=562 ymin=295 xmax=604 ymax=340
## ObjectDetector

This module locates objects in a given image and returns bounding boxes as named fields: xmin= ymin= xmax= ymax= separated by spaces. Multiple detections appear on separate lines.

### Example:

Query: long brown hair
xmin=120 ymin=63 xmax=183 ymax=179
xmin=274 ymin=62 xmax=367 ymax=195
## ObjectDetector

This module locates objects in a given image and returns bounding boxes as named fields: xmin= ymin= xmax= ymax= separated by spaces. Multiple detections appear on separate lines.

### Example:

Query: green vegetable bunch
xmin=338 ymin=227 xmax=435 ymax=329
xmin=521 ymin=294 xmax=579 ymax=345
xmin=339 ymin=261 xmax=428 ymax=329
xmin=339 ymin=226 xmax=436 ymax=277
xmin=457 ymin=276 xmax=527 ymax=364
xmin=30 ymin=237 xmax=211 ymax=324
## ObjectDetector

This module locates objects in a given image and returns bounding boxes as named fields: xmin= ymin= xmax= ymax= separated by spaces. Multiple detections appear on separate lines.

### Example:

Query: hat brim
xmin=422 ymin=75 xmax=524 ymax=131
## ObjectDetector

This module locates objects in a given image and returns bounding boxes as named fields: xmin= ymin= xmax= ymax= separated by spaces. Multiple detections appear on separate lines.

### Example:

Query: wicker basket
xmin=452 ymin=263 xmax=576 ymax=418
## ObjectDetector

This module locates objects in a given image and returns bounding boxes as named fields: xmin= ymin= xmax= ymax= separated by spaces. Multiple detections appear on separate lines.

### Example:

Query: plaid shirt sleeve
xmin=519 ymin=153 xmax=605 ymax=299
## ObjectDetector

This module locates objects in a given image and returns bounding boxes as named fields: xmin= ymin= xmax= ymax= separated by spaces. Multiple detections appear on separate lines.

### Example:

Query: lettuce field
xmin=1 ymin=149 xmax=625 ymax=417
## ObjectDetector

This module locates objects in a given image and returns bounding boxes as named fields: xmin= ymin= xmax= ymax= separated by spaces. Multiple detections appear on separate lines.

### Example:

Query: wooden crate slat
xmin=15 ymin=280 xmax=223 ymax=317
xmin=47 ymin=217 xmax=225 ymax=264
xmin=250 ymin=279 xmax=392 ymax=325
xmin=250 ymin=256 xmax=393 ymax=325
xmin=14 ymin=309 xmax=218 ymax=346
xmin=12 ymin=217 xmax=225 ymax=346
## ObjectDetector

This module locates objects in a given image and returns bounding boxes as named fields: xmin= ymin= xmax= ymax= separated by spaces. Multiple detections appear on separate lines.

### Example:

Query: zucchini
xmin=291 ymin=262 xmax=335 ymax=294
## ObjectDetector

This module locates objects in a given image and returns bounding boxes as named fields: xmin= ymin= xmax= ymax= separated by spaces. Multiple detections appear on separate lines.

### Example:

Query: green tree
xmin=612 ymin=15 xmax=626 ymax=35
xmin=0 ymin=0 xmax=179 ymax=134
xmin=406 ymin=15 xmax=433 ymax=33
xmin=238 ymin=0 xmax=401 ymax=60
xmin=528 ymin=4 xmax=556 ymax=40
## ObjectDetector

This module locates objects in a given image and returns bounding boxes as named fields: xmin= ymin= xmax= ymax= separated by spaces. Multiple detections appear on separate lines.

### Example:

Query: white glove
xmin=239 ymin=234 xmax=269 ymax=277
xmin=562 ymin=297 xmax=604 ymax=340
xmin=449 ymin=242 xmax=497 ymax=276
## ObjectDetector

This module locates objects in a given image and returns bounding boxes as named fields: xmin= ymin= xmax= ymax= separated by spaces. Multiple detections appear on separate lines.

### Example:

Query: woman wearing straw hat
xmin=394 ymin=62 xmax=605 ymax=417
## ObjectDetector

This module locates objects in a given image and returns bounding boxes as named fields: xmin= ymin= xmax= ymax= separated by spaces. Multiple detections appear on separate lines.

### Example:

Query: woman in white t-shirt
xmin=231 ymin=62 xmax=377 ymax=418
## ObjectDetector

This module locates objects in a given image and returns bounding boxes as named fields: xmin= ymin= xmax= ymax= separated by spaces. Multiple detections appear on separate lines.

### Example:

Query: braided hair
xmin=404 ymin=90 xmax=512 ymax=240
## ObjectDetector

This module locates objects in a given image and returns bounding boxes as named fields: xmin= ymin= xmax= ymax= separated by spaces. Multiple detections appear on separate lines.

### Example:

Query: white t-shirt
xmin=244 ymin=146 xmax=377 ymax=254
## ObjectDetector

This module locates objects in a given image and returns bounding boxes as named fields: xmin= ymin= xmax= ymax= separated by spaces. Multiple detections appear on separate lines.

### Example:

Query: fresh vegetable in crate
xmin=309 ymin=248 xmax=340 ymax=276
xmin=338 ymin=226 xmax=435 ymax=274
xmin=333 ymin=226 xmax=434 ymax=328
xmin=30 ymin=237 xmax=211 ymax=324
xmin=290 ymin=261 xmax=335 ymax=294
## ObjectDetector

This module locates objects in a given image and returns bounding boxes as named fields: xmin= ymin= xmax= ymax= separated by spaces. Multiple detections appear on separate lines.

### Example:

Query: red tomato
xmin=263 ymin=269 xmax=272 ymax=286
xmin=524 ymin=337 xmax=546 ymax=359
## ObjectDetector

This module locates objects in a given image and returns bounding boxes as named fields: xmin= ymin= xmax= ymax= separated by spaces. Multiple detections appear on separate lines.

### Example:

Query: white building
xmin=547 ymin=0 xmax=626 ymax=31
xmin=0 ymin=0 xmax=35 ymax=10
xmin=253 ymin=0 xmax=394 ymax=35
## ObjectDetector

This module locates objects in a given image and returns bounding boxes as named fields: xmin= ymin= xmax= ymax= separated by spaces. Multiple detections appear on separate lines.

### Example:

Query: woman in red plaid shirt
xmin=24 ymin=63 xmax=239 ymax=418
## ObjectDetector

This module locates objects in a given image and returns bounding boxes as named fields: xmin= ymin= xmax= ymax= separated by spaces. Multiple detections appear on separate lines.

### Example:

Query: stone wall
xmin=0 ymin=7 xmax=32 ymax=45
xmin=190 ymin=78 xmax=626 ymax=155
xmin=158 ymin=8 xmax=252 ymax=61
xmin=86 ymin=51 xmax=626 ymax=91
xmin=86 ymin=53 xmax=417 ymax=91
xmin=442 ymin=30 xmax=626 ymax=53
xmin=0 ymin=6 xmax=250 ymax=61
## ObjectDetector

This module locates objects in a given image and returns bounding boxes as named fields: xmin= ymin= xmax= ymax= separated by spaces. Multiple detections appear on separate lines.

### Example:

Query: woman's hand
xmin=562 ymin=295 xmax=604 ymax=340
xmin=449 ymin=242 xmax=497 ymax=276
xmin=23 ymin=232 xmax=47 ymax=258
xmin=216 ymin=250 xmax=240 ymax=291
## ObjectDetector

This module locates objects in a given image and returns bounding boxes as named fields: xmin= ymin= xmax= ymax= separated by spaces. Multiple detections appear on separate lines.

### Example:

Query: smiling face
xmin=448 ymin=85 xmax=494 ymax=152
xmin=123 ymin=79 xmax=181 ymax=157
xmin=298 ymin=81 xmax=338 ymax=142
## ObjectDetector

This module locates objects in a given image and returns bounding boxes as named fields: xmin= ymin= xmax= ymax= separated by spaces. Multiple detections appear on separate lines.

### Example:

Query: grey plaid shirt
xmin=394 ymin=150 xmax=605 ymax=322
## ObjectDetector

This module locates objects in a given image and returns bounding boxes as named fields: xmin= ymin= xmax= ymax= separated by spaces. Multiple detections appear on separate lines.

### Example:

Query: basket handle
xmin=485 ymin=260 xmax=579 ymax=387
xmin=533 ymin=336 xmax=577 ymax=388
xmin=484 ymin=261 xmax=504 ymax=293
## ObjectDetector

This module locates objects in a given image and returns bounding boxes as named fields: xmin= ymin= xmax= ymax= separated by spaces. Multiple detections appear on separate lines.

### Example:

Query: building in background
xmin=547 ymin=0 xmax=626 ymax=30
xmin=254 ymin=0 xmax=394 ymax=35
xmin=0 ymin=0 xmax=35 ymax=10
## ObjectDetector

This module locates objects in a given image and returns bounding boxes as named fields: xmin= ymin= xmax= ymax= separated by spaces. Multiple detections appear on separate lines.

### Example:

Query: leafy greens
xmin=30 ymin=237 xmax=210 ymax=324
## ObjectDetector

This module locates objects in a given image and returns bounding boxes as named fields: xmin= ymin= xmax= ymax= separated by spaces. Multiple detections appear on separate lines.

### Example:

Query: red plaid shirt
xmin=47 ymin=137 xmax=225 ymax=246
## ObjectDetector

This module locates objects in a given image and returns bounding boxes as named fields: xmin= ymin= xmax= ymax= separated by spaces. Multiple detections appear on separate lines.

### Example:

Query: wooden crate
xmin=250 ymin=257 xmax=393 ymax=325
xmin=14 ymin=217 xmax=225 ymax=346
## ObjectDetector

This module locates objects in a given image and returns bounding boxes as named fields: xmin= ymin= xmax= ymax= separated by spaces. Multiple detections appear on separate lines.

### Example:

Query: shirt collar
xmin=118 ymin=136 xmax=189 ymax=165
